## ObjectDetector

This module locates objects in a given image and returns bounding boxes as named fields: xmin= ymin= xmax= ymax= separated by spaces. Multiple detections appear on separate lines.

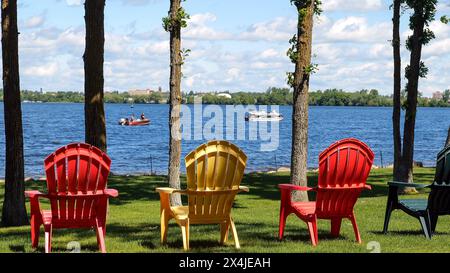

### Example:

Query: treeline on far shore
xmin=187 ymin=88 xmax=450 ymax=107
xmin=0 ymin=88 xmax=449 ymax=107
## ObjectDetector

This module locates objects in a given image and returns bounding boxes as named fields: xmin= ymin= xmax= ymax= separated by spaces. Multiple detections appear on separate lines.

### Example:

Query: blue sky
xmin=13 ymin=0 xmax=450 ymax=96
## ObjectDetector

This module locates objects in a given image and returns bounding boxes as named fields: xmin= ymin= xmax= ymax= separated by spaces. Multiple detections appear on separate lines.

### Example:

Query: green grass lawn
xmin=0 ymin=167 xmax=447 ymax=253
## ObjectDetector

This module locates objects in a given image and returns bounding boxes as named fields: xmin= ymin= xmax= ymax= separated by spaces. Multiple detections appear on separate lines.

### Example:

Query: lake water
xmin=0 ymin=103 xmax=448 ymax=178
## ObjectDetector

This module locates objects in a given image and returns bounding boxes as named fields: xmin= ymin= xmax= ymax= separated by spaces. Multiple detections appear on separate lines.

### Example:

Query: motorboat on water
xmin=118 ymin=118 xmax=150 ymax=126
xmin=245 ymin=110 xmax=284 ymax=121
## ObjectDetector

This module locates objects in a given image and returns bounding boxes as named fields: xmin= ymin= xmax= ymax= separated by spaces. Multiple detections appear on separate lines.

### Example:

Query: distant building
xmin=128 ymin=89 xmax=154 ymax=96
xmin=432 ymin=91 xmax=443 ymax=100
xmin=217 ymin=93 xmax=232 ymax=99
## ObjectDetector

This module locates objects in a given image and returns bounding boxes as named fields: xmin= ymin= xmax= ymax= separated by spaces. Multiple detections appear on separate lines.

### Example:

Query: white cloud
xmin=185 ymin=13 xmax=232 ymax=40
xmin=322 ymin=0 xmax=384 ymax=12
xmin=14 ymin=3 xmax=450 ymax=96
xmin=239 ymin=17 xmax=296 ymax=42
xmin=320 ymin=16 xmax=391 ymax=43
xmin=24 ymin=63 xmax=59 ymax=77
xmin=24 ymin=15 xmax=45 ymax=28
xmin=66 ymin=0 xmax=82 ymax=6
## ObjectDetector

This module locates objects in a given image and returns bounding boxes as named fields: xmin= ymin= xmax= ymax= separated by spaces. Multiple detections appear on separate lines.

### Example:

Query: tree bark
xmin=1 ymin=0 xmax=29 ymax=226
xmin=84 ymin=0 xmax=107 ymax=152
xmin=392 ymin=0 xmax=402 ymax=182
xmin=290 ymin=2 xmax=314 ymax=202
xmin=398 ymin=1 xmax=425 ymax=188
xmin=168 ymin=0 xmax=182 ymax=206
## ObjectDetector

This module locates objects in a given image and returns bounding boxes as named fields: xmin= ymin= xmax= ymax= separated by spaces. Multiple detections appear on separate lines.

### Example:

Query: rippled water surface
xmin=0 ymin=103 xmax=448 ymax=177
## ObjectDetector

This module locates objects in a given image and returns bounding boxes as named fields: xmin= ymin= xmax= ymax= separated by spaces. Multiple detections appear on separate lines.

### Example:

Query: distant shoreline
xmin=17 ymin=101 xmax=450 ymax=108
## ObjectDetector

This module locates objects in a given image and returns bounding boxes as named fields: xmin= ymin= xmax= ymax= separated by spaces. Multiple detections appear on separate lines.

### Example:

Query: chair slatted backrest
xmin=428 ymin=145 xmax=450 ymax=214
xmin=44 ymin=143 xmax=111 ymax=222
xmin=316 ymin=138 xmax=374 ymax=217
xmin=185 ymin=141 xmax=247 ymax=220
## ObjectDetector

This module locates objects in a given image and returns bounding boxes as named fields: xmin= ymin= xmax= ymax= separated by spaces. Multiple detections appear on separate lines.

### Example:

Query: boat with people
xmin=118 ymin=118 xmax=150 ymax=126
xmin=119 ymin=113 xmax=150 ymax=126
xmin=245 ymin=110 xmax=284 ymax=121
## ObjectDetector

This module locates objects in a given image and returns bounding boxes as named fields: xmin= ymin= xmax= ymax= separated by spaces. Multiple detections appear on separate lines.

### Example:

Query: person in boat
xmin=140 ymin=113 xmax=146 ymax=120
xmin=124 ymin=118 xmax=130 ymax=125
xmin=130 ymin=114 xmax=135 ymax=122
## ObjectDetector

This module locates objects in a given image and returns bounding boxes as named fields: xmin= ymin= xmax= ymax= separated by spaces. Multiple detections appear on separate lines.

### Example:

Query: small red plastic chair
xmin=278 ymin=138 xmax=374 ymax=246
xmin=25 ymin=143 xmax=118 ymax=253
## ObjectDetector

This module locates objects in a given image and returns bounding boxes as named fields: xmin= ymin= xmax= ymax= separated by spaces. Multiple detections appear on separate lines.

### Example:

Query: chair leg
xmin=350 ymin=213 xmax=361 ymax=243
xmin=230 ymin=218 xmax=240 ymax=249
xmin=30 ymin=215 xmax=41 ymax=248
xmin=96 ymin=220 xmax=107 ymax=253
xmin=330 ymin=218 xmax=342 ymax=238
xmin=220 ymin=221 xmax=230 ymax=245
xmin=161 ymin=209 xmax=170 ymax=244
xmin=44 ymin=224 xmax=52 ymax=253
xmin=419 ymin=214 xmax=432 ymax=240
xmin=279 ymin=205 xmax=289 ymax=240
xmin=307 ymin=217 xmax=318 ymax=246
xmin=430 ymin=213 xmax=438 ymax=234
xmin=180 ymin=220 xmax=190 ymax=251
xmin=383 ymin=201 xmax=394 ymax=234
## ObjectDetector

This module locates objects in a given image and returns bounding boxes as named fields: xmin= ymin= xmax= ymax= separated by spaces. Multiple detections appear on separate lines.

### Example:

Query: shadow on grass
xmin=20 ymin=168 xmax=436 ymax=208
xmin=371 ymin=229 xmax=448 ymax=236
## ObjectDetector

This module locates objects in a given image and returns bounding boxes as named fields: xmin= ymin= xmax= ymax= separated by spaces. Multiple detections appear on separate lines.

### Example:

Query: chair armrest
xmin=155 ymin=187 xmax=186 ymax=195
xmin=25 ymin=190 xmax=46 ymax=215
xmin=388 ymin=181 xmax=429 ymax=189
xmin=238 ymin=186 xmax=249 ymax=192
xmin=25 ymin=190 xmax=47 ymax=198
xmin=104 ymin=189 xmax=119 ymax=198
xmin=278 ymin=184 xmax=316 ymax=192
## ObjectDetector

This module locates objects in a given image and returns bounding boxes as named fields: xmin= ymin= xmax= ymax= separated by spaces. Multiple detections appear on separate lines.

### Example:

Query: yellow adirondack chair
xmin=156 ymin=140 xmax=249 ymax=250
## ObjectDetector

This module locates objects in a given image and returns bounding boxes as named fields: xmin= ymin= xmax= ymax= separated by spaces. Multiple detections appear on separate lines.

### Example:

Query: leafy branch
xmin=286 ymin=1 xmax=321 ymax=88
xmin=404 ymin=0 xmax=437 ymax=82
xmin=162 ymin=0 xmax=190 ymax=32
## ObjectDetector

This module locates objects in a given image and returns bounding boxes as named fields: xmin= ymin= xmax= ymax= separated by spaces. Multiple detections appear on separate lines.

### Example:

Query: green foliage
xmin=405 ymin=61 xmax=429 ymax=79
xmin=183 ymin=87 xmax=449 ymax=107
xmin=180 ymin=48 xmax=191 ymax=66
xmin=290 ymin=0 xmax=322 ymax=16
xmin=441 ymin=15 xmax=449 ymax=24
xmin=287 ymin=0 xmax=321 ymax=88
xmin=287 ymin=35 xmax=298 ymax=64
xmin=286 ymin=72 xmax=295 ymax=88
xmin=404 ymin=0 xmax=437 ymax=80
xmin=162 ymin=1 xmax=190 ymax=32
xmin=304 ymin=63 xmax=319 ymax=74
xmin=4 ymin=88 xmax=448 ymax=107
xmin=0 ymin=90 xmax=168 ymax=104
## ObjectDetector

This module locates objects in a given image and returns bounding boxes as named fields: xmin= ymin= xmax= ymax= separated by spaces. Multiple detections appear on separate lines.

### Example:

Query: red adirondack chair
xmin=278 ymin=138 xmax=374 ymax=246
xmin=25 ymin=143 xmax=118 ymax=253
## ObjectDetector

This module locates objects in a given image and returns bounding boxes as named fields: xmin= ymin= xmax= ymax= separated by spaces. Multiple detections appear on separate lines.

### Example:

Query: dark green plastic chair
xmin=383 ymin=145 xmax=450 ymax=239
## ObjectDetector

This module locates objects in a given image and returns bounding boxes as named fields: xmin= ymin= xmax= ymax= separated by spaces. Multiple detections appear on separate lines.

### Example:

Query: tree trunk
xmin=398 ymin=1 xmax=426 ymax=191
xmin=1 ymin=0 xmax=29 ymax=226
xmin=392 ymin=0 xmax=402 ymax=182
xmin=167 ymin=0 xmax=182 ymax=206
xmin=446 ymin=126 xmax=450 ymax=147
xmin=84 ymin=0 xmax=106 ymax=152
xmin=290 ymin=2 xmax=314 ymax=202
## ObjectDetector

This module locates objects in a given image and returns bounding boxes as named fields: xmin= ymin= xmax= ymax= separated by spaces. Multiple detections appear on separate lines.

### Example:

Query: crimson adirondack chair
xmin=25 ymin=143 xmax=118 ymax=253
xmin=278 ymin=138 xmax=374 ymax=246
